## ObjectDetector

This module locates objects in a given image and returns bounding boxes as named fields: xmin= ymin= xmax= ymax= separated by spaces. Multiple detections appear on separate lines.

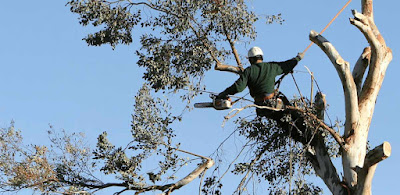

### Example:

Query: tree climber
xmin=216 ymin=46 xmax=304 ymax=116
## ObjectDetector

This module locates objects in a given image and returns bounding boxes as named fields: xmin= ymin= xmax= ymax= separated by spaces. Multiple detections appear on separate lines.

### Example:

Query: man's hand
xmin=216 ymin=93 xmax=229 ymax=100
xmin=297 ymin=52 xmax=305 ymax=60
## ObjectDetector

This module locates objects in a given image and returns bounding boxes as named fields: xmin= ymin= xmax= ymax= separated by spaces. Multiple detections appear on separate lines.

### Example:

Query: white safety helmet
xmin=248 ymin=46 xmax=264 ymax=58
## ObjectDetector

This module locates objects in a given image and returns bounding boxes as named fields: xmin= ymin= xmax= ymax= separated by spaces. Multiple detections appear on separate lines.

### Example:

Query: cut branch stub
xmin=364 ymin=141 xmax=391 ymax=168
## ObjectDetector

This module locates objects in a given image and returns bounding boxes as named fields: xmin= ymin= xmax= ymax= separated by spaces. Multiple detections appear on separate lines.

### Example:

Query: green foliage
xmin=89 ymin=84 xmax=186 ymax=188
xmin=67 ymin=0 xmax=258 ymax=92
xmin=0 ymin=122 xmax=94 ymax=194
xmin=233 ymin=117 xmax=322 ymax=194
xmin=68 ymin=0 xmax=140 ymax=48
xmin=266 ymin=13 xmax=284 ymax=25
xmin=131 ymin=84 xmax=174 ymax=148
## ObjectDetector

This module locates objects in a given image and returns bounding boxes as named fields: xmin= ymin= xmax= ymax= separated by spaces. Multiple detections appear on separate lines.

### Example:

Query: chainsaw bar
xmin=194 ymin=102 xmax=214 ymax=108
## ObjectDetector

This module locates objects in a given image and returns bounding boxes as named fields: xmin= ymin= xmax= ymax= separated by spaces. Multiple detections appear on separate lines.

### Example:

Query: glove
xmin=297 ymin=52 xmax=305 ymax=60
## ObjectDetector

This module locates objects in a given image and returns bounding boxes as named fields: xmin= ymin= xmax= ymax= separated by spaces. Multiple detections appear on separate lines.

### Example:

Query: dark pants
xmin=255 ymin=99 xmax=275 ymax=117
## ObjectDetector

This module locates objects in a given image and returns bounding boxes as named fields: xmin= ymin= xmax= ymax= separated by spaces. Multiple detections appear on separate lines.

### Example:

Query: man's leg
xmin=255 ymin=99 xmax=274 ymax=117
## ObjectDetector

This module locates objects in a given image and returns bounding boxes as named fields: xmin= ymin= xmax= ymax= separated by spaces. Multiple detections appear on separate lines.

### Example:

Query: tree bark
xmin=169 ymin=157 xmax=214 ymax=192
xmin=306 ymin=135 xmax=348 ymax=195
xmin=214 ymin=63 xmax=241 ymax=74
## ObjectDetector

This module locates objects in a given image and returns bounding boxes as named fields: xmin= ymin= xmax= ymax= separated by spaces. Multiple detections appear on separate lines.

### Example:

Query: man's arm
xmin=217 ymin=69 xmax=249 ymax=99
xmin=275 ymin=53 xmax=304 ymax=74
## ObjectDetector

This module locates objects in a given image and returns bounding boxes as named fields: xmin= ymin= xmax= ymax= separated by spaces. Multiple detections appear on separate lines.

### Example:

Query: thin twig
xmin=216 ymin=141 xmax=251 ymax=183
xmin=235 ymin=146 xmax=268 ymax=194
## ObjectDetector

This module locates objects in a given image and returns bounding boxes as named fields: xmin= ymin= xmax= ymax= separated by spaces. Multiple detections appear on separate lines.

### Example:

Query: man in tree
xmin=217 ymin=47 xmax=304 ymax=115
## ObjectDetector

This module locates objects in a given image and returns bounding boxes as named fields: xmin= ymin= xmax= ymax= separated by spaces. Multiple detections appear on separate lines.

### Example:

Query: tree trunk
xmin=309 ymin=0 xmax=392 ymax=194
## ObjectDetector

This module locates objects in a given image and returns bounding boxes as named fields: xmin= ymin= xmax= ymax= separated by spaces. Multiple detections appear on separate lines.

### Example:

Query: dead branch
xmin=51 ymin=148 xmax=214 ymax=195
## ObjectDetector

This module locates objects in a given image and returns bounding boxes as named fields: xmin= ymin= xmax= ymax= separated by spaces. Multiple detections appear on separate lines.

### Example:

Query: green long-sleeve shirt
xmin=219 ymin=56 xmax=301 ymax=98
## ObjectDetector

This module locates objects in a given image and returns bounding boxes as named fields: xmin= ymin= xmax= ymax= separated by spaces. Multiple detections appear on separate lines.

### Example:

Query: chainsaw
xmin=194 ymin=94 xmax=232 ymax=110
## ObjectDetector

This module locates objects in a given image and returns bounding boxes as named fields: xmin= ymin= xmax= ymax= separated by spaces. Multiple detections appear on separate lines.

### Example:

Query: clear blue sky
xmin=0 ymin=0 xmax=398 ymax=194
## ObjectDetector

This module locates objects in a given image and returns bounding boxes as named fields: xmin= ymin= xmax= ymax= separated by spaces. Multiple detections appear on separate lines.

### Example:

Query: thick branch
xmin=309 ymin=30 xmax=359 ymax=138
xmin=58 ymin=149 xmax=214 ymax=194
xmin=352 ymin=47 xmax=371 ymax=97
xmin=306 ymin=137 xmax=348 ymax=195
xmin=313 ymin=92 xmax=326 ymax=120
xmin=222 ymin=23 xmax=243 ymax=70
xmin=350 ymin=10 xmax=382 ymax=52
xmin=169 ymin=157 xmax=214 ymax=192
xmin=214 ymin=63 xmax=241 ymax=74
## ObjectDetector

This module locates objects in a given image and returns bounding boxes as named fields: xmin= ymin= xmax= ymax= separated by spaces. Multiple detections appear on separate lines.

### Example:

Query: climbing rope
xmin=275 ymin=0 xmax=353 ymax=88
xmin=302 ymin=0 xmax=353 ymax=54
xmin=290 ymin=73 xmax=307 ymax=106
